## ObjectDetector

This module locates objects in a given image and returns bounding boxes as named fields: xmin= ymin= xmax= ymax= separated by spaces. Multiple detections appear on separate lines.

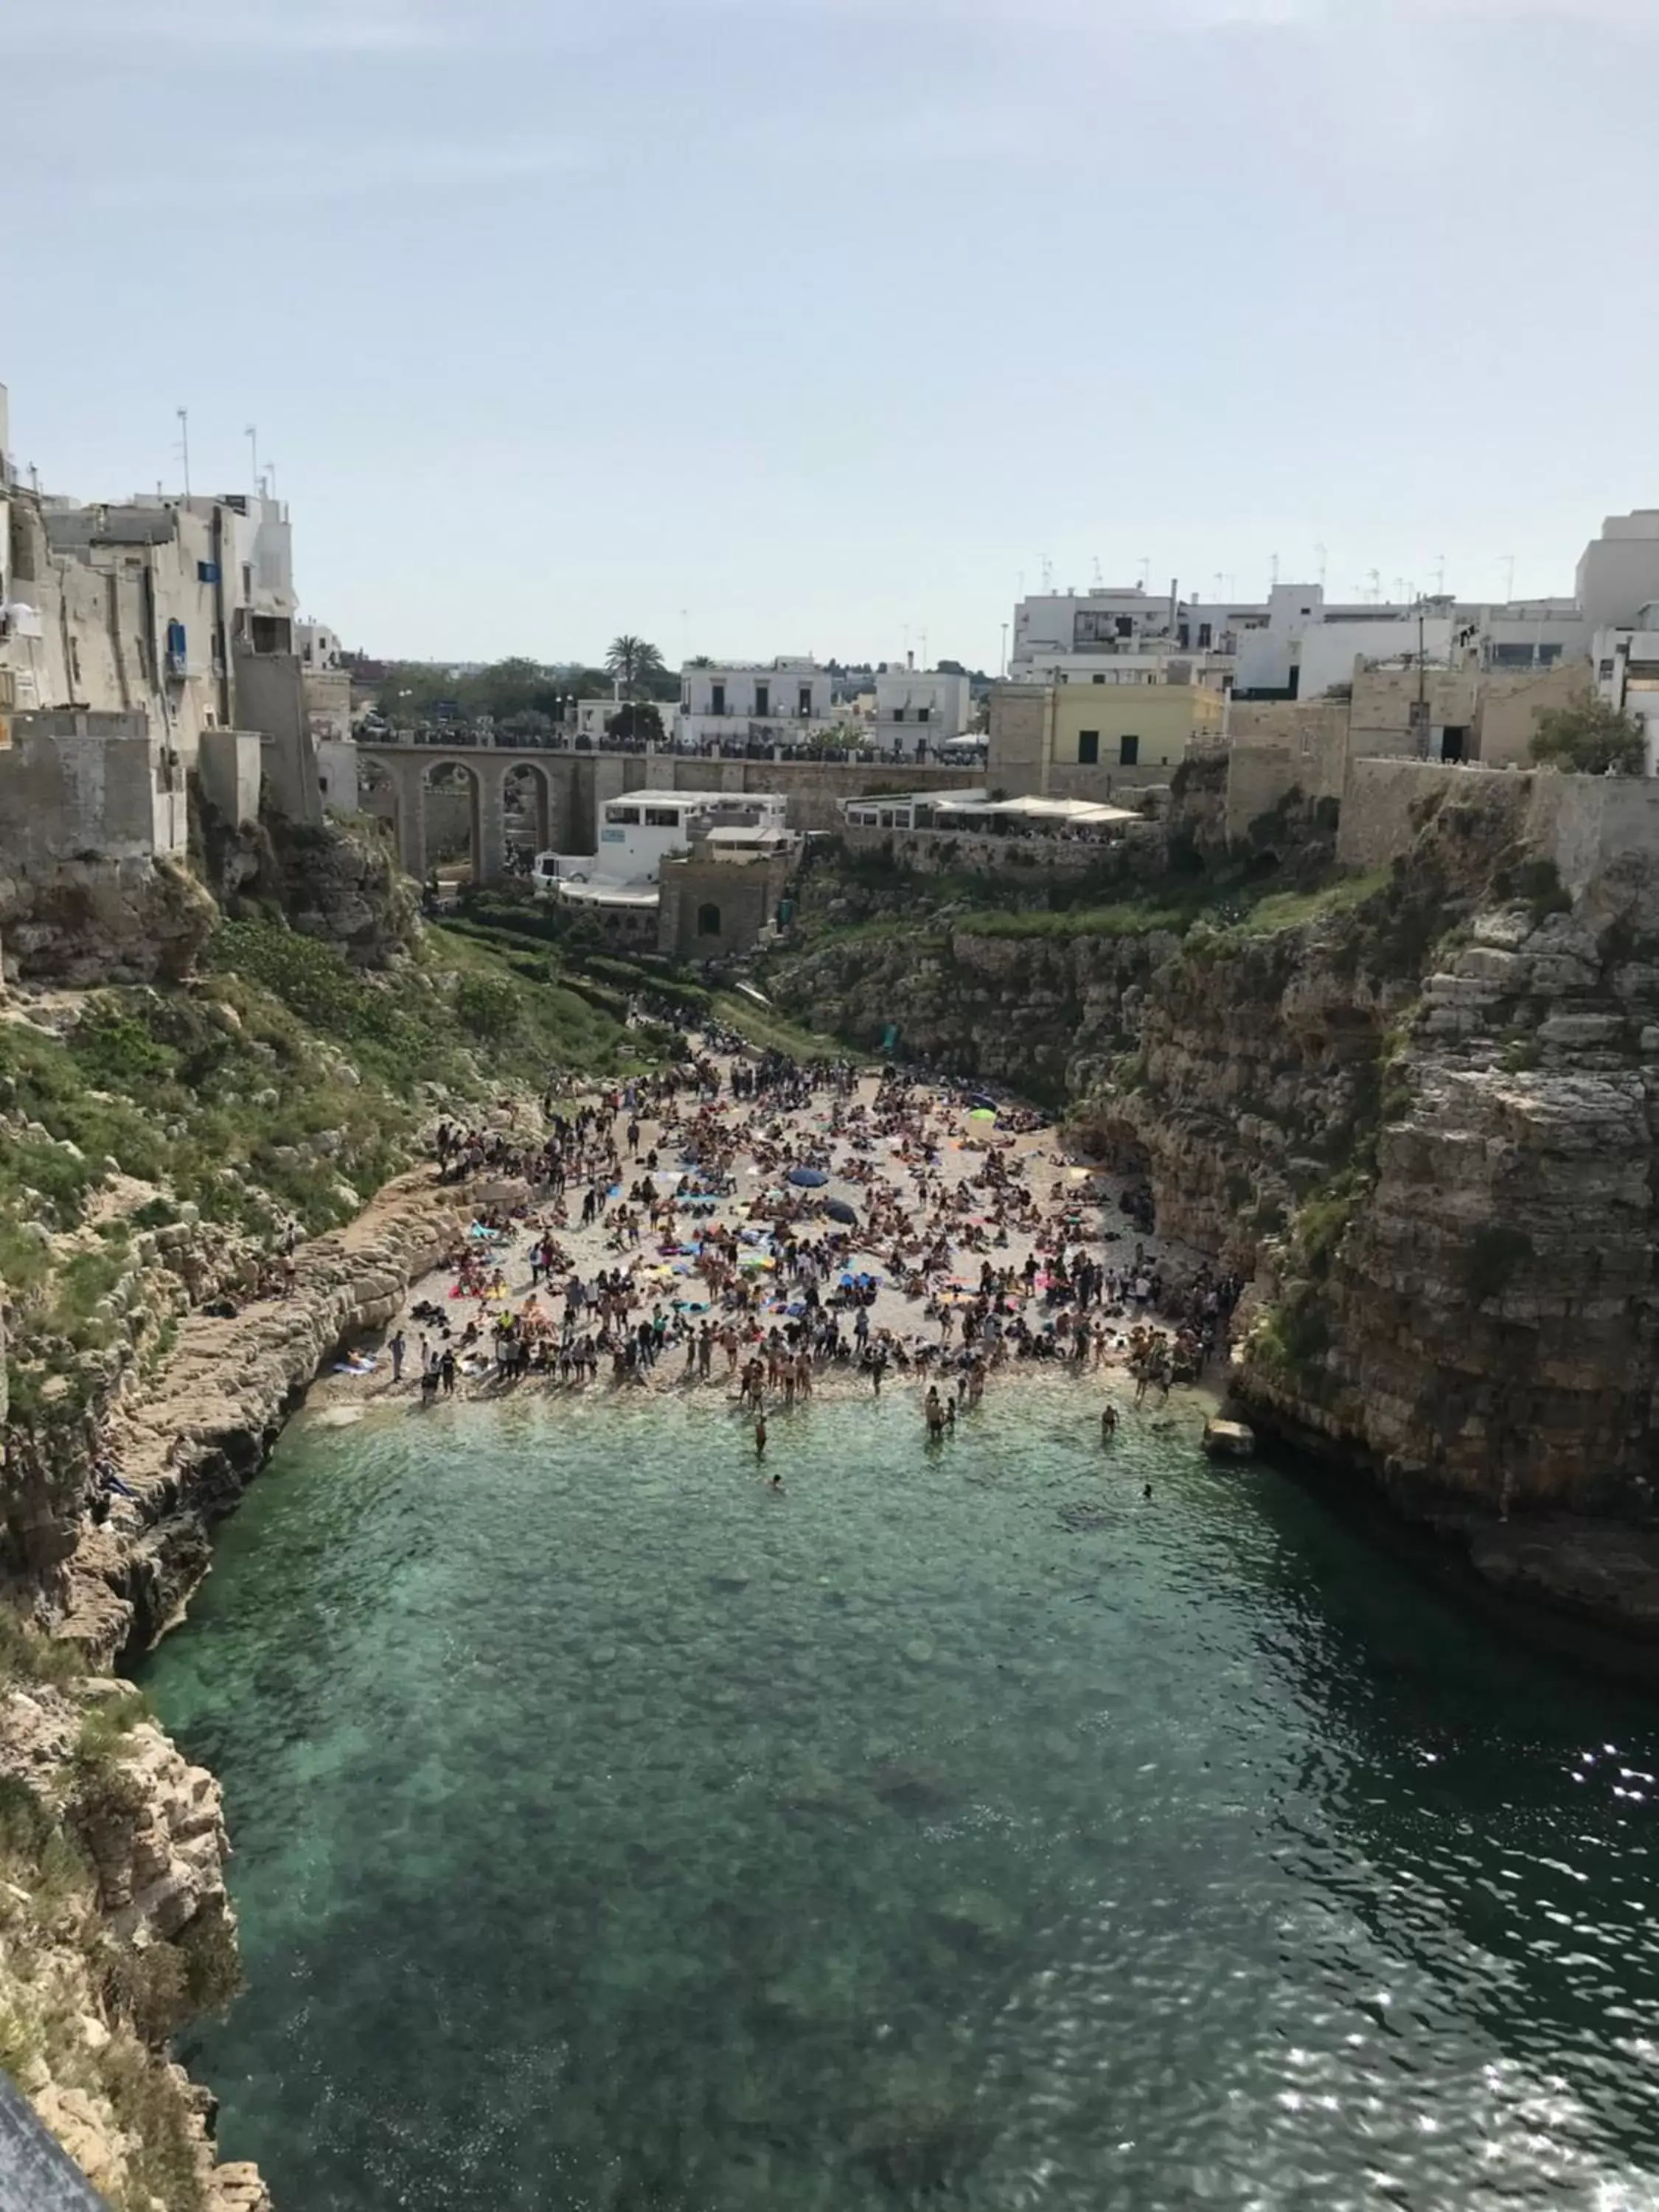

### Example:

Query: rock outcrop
xmin=0 ymin=1678 xmax=273 ymax=2212
xmin=0 ymin=855 xmax=219 ymax=986
xmin=59 ymin=1167 xmax=472 ymax=1666
xmin=1078 ymin=790 xmax=1659 ymax=1639
xmin=770 ymin=922 xmax=1178 ymax=1104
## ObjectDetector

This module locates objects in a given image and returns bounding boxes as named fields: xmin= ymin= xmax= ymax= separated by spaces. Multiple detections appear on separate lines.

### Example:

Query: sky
xmin=7 ymin=0 xmax=1658 ymax=670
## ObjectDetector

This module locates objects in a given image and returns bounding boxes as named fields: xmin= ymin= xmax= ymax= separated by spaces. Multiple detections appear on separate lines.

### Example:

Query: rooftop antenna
xmin=246 ymin=424 xmax=259 ymax=493
xmin=920 ymin=630 xmax=928 ymax=669
xmin=1212 ymin=572 xmax=1223 ymax=602
xmin=1315 ymin=542 xmax=1328 ymax=588
xmin=1137 ymin=556 xmax=1151 ymax=591
xmin=1501 ymin=553 xmax=1516 ymax=602
xmin=1393 ymin=577 xmax=1405 ymax=605
xmin=1367 ymin=568 xmax=1382 ymax=602
xmin=1434 ymin=552 xmax=1446 ymax=596
xmin=1091 ymin=556 xmax=1103 ymax=588
xmin=1270 ymin=552 xmax=1279 ymax=588
xmin=176 ymin=407 xmax=190 ymax=497
xmin=1040 ymin=555 xmax=1054 ymax=591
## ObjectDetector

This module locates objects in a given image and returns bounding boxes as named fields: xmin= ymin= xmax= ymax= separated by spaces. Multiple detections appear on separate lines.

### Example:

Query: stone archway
xmin=423 ymin=759 xmax=481 ymax=889
xmin=501 ymin=758 xmax=554 ymax=872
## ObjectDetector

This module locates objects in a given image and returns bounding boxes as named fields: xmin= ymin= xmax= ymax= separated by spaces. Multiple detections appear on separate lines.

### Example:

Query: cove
xmin=141 ymin=1391 xmax=1659 ymax=2211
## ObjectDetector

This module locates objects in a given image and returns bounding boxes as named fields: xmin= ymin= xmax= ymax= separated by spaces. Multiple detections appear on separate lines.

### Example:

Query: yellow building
xmin=988 ymin=680 xmax=1224 ymax=800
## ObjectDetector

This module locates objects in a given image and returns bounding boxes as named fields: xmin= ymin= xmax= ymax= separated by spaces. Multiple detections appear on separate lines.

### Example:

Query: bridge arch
xmin=501 ymin=757 xmax=554 ymax=869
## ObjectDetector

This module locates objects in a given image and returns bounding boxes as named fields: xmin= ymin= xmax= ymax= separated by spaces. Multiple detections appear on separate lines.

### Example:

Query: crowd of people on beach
xmin=368 ymin=1044 xmax=1239 ymax=1464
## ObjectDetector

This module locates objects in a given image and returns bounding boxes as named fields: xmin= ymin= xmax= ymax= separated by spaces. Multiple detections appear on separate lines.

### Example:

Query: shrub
xmin=1530 ymin=700 xmax=1646 ymax=776
xmin=454 ymin=973 xmax=522 ymax=1044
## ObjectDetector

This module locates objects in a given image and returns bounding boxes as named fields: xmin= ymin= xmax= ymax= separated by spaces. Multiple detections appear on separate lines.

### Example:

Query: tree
xmin=1530 ymin=698 xmax=1647 ymax=776
xmin=605 ymin=636 xmax=667 ymax=706
xmin=606 ymin=703 xmax=665 ymax=745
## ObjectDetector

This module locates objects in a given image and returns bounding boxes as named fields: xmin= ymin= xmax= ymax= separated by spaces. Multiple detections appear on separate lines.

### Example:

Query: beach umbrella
xmin=968 ymin=1107 xmax=997 ymax=1124
xmin=787 ymin=1166 xmax=829 ymax=1188
xmin=826 ymin=1199 xmax=858 ymax=1225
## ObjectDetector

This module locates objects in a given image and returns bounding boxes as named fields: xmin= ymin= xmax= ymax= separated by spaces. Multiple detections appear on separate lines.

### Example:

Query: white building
xmin=873 ymin=664 xmax=973 ymax=756
xmin=299 ymin=621 xmax=343 ymax=672
xmin=1577 ymin=514 xmax=1659 ymax=632
xmin=1594 ymin=609 xmax=1659 ymax=774
xmin=676 ymin=658 xmax=835 ymax=747
xmin=535 ymin=788 xmax=795 ymax=900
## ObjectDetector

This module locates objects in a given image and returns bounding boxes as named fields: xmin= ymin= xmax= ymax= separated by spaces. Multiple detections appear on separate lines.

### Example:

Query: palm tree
xmin=605 ymin=636 xmax=667 ymax=706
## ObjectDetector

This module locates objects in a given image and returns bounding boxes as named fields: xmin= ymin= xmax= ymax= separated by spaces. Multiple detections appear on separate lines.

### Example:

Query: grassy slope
xmin=0 ymin=917 xmax=646 ymax=1425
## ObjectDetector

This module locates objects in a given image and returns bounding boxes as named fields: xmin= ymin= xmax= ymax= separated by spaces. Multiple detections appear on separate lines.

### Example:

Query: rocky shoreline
xmin=2 ymin=1161 xmax=490 ymax=2211
xmin=60 ymin=1167 xmax=480 ymax=1671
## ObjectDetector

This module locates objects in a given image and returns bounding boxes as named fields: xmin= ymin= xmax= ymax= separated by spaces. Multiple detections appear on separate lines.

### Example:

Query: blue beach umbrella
xmin=787 ymin=1166 xmax=830 ymax=1188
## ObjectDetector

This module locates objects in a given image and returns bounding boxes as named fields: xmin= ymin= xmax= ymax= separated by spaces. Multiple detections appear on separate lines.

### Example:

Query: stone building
xmin=0 ymin=376 xmax=355 ymax=973
xmin=657 ymin=825 xmax=797 ymax=962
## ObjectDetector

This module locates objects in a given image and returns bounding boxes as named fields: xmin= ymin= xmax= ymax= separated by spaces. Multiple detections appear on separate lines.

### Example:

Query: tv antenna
xmin=1270 ymin=552 xmax=1279 ymax=588
xmin=175 ymin=407 xmax=190 ymax=497
xmin=1501 ymin=554 xmax=1516 ymax=602
xmin=1137 ymin=556 xmax=1150 ymax=591
xmin=1315 ymin=542 xmax=1328 ymax=588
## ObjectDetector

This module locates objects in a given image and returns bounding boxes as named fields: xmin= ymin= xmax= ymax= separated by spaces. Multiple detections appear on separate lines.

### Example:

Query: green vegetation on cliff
xmin=0 ymin=911 xmax=643 ymax=1449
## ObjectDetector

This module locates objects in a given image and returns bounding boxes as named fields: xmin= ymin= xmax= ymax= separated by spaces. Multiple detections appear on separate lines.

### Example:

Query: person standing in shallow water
xmin=754 ymin=1414 xmax=768 ymax=1463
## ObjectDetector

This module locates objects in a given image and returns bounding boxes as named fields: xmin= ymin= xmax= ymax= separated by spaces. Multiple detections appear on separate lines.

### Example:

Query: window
xmin=754 ymin=684 xmax=770 ymax=717
xmin=697 ymin=902 xmax=722 ymax=937
xmin=891 ymin=707 xmax=905 ymax=722
xmin=799 ymin=686 xmax=813 ymax=716
xmin=1197 ymin=623 xmax=1212 ymax=649
xmin=711 ymin=684 xmax=726 ymax=715
xmin=644 ymin=807 xmax=681 ymax=827
xmin=1119 ymin=734 xmax=1139 ymax=766
xmin=1116 ymin=616 xmax=1133 ymax=639
xmin=1093 ymin=673 xmax=1107 ymax=684
xmin=1600 ymin=659 xmax=1616 ymax=680
xmin=917 ymin=707 xmax=931 ymax=724
xmin=610 ymin=806 xmax=641 ymax=824
xmin=1077 ymin=731 xmax=1099 ymax=765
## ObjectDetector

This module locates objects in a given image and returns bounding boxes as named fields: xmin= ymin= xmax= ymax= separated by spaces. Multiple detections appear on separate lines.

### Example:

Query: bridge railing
xmin=354 ymin=731 xmax=965 ymax=768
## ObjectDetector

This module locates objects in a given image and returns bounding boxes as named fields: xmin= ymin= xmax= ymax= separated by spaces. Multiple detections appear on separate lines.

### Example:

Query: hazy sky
xmin=8 ymin=0 xmax=1657 ymax=668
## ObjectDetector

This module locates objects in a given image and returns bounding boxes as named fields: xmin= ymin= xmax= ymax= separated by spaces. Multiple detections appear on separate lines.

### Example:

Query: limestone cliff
xmin=1084 ymin=781 xmax=1659 ymax=1635
xmin=0 ymin=1669 xmax=271 ymax=2212
xmin=768 ymin=922 xmax=1179 ymax=1104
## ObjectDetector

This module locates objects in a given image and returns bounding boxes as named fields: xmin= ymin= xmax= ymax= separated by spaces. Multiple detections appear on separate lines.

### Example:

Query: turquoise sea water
xmin=142 ymin=1389 xmax=1659 ymax=2212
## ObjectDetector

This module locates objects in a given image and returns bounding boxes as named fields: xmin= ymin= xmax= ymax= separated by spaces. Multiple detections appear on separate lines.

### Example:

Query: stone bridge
xmin=353 ymin=741 xmax=973 ymax=884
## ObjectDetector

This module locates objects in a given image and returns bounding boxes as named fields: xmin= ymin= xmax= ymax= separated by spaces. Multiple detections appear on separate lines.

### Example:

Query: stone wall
xmin=658 ymin=849 xmax=793 ymax=959
xmin=1333 ymin=758 xmax=1533 ymax=872
xmin=838 ymin=824 xmax=1155 ymax=877
xmin=197 ymin=729 xmax=262 ymax=829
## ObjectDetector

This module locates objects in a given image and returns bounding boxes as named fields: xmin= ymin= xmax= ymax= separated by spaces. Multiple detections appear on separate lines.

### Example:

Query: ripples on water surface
xmin=141 ymin=1394 xmax=1659 ymax=2211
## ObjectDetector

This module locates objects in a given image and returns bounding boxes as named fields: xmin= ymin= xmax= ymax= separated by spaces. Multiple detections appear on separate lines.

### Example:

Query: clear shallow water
xmin=142 ymin=1390 xmax=1659 ymax=2212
